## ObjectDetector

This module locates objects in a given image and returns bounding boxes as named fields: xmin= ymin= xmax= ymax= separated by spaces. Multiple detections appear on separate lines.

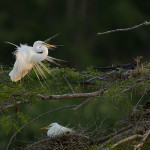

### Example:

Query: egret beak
xmin=40 ymin=126 xmax=50 ymax=130
xmin=44 ymin=43 xmax=56 ymax=48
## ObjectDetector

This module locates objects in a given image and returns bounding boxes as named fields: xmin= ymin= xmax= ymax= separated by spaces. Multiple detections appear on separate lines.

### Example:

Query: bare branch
xmin=0 ymin=100 xmax=30 ymax=111
xmin=6 ymin=105 xmax=77 ymax=150
xmin=0 ymin=89 xmax=106 ymax=111
xmin=38 ymin=89 xmax=106 ymax=100
xmin=73 ymin=97 xmax=93 ymax=110
xmin=111 ymin=134 xmax=143 ymax=149
xmin=94 ymin=125 xmax=134 ymax=145
xmin=134 ymin=129 xmax=150 ymax=150
xmin=99 ymin=125 xmax=134 ymax=148
xmin=97 ymin=21 xmax=150 ymax=35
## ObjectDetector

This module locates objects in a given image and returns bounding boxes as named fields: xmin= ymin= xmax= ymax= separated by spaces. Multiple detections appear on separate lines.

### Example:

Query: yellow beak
xmin=44 ymin=43 xmax=56 ymax=48
xmin=40 ymin=126 xmax=50 ymax=130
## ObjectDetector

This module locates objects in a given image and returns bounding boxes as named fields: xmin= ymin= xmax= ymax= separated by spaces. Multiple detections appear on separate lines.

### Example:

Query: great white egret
xmin=40 ymin=123 xmax=74 ymax=138
xmin=8 ymin=41 xmax=61 ymax=82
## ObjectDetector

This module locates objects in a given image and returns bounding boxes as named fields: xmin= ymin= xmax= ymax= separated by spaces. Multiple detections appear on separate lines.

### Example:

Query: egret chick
xmin=40 ymin=123 xmax=74 ymax=138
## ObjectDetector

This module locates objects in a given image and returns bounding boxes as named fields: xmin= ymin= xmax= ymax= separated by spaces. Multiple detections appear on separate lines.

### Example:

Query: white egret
xmin=40 ymin=123 xmax=74 ymax=138
xmin=8 ymin=40 xmax=61 ymax=82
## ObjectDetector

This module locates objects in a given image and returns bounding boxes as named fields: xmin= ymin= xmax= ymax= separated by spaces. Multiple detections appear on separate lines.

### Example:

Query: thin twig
xmin=111 ymin=134 xmax=143 ymax=149
xmin=97 ymin=21 xmax=150 ymax=35
xmin=94 ymin=125 xmax=134 ymax=145
xmin=73 ymin=97 xmax=93 ymax=110
xmin=27 ymin=137 xmax=51 ymax=149
xmin=6 ymin=105 xmax=77 ymax=150
xmin=99 ymin=126 xmax=134 ymax=148
xmin=63 ymin=75 xmax=75 ymax=93
xmin=38 ymin=89 xmax=106 ymax=100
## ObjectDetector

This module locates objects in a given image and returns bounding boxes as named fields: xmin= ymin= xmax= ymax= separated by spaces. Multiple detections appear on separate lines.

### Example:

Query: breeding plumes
xmin=40 ymin=123 xmax=74 ymax=138
xmin=8 ymin=40 xmax=62 ymax=82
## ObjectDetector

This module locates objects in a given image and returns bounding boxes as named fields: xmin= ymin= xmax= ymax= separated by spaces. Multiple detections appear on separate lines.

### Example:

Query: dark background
xmin=1 ymin=0 xmax=150 ymax=68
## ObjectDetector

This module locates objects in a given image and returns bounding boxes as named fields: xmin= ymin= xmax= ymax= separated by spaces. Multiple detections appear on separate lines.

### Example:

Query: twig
xmin=99 ymin=125 xmax=134 ymax=148
xmin=6 ymin=105 xmax=77 ymax=150
xmin=27 ymin=137 xmax=51 ymax=149
xmin=97 ymin=21 xmax=150 ymax=35
xmin=73 ymin=97 xmax=93 ymax=110
xmin=38 ymin=89 xmax=106 ymax=100
xmin=63 ymin=75 xmax=75 ymax=93
xmin=111 ymin=134 xmax=143 ymax=149
xmin=134 ymin=129 xmax=150 ymax=150
xmin=94 ymin=125 xmax=134 ymax=145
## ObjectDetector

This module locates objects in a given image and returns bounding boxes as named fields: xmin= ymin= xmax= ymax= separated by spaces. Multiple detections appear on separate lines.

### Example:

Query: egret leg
xmin=27 ymin=72 xmax=30 ymax=89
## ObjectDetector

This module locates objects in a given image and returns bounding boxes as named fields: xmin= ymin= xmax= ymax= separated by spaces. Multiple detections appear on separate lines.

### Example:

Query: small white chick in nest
xmin=40 ymin=123 xmax=74 ymax=138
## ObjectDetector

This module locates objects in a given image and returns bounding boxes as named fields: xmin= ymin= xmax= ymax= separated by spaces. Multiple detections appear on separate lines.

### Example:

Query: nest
xmin=27 ymin=134 xmax=94 ymax=150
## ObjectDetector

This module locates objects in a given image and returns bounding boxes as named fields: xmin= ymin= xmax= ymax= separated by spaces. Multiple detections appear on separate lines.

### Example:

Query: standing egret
xmin=40 ymin=123 xmax=74 ymax=138
xmin=8 ymin=41 xmax=61 ymax=82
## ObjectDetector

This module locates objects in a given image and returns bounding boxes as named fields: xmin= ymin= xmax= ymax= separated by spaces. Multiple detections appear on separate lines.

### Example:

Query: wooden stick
xmin=111 ymin=135 xmax=143 ymax=149
xmin=97 ymin=21 xmax=150 ymax=35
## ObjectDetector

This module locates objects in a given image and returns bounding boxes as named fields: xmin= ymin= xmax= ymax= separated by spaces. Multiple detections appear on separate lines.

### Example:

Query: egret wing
xmin=9 ymin=46 xmax=34 ymax=82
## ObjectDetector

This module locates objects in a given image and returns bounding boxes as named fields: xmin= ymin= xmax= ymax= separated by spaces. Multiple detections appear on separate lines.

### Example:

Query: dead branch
xmin=0 ymin=100 xmax=30 ymax=111
xmin=97 ymin=21 xmax=150 ymax=35
xmin=134 ymin=129 xmax=150 ymax=150
xmin=100 ymin=126 xmax=134 ymax=148
xmin=27 ymin=137 xmax=51 ymax=149
xmin=38 ymin=89 xmax=106 ymax=100
xmin=6 ymin=105 xmax=77 ymax=150
xmin=0 ymin=89 xmax=106 ymax=111
xmin=93 ymin=124 xmax=134 ymax=145
xmin=73 ymin=97 xmax=93 ymax=110
xmin=111 ymin=134 xmax=143 ymax=149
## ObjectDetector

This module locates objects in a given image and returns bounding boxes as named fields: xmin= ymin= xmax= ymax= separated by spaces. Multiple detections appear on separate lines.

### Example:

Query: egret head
xmin=49 ymin=122 xmax=59 ymax=127
xmin=40 ymin=122 xmax=59 ymax=130
xmin=33 ymin=41 xmax=56 ymax=49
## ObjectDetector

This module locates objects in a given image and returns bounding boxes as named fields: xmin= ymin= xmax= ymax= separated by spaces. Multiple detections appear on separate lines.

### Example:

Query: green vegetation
xmin=0 ymin=63 xmax=150 ymax=149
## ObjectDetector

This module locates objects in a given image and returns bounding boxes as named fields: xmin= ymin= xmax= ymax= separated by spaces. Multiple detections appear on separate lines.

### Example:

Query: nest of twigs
xmin=27 ymin=134 xmax=94 ymax=150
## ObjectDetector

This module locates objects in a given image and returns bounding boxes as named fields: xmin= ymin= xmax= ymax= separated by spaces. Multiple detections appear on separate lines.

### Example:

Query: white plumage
xmin=41 ymin=123 xmax=74 ymax=138
xmin=8 ymin=41 xmax=60 ymax=82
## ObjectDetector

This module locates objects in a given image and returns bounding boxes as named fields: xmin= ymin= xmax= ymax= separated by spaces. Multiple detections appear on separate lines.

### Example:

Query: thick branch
xmin=97 ymin=21 xmax=150 ymax=35
xmin=111 ymin=134 xmax=143 ymax=149
xmin=0 ymin=89 xmax=106 ymax=111
xmin=38 ymin=89 xmax=106 ymax=100
xmin=134 ymin=129 xmax=150 ymax=150
xmin=0 ymin=100 xmax=30 ymax=111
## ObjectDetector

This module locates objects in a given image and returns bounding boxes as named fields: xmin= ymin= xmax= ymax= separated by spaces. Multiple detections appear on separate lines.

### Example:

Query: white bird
xmin=40 ymin=123 xmax=74 ymax=138
xmin=8 ymin=41 xmax=61 ymax=82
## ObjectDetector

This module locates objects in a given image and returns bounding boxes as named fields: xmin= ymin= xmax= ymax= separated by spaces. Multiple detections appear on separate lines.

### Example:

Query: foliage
xmin=0 ymin=64 xmax=150 ymax=149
